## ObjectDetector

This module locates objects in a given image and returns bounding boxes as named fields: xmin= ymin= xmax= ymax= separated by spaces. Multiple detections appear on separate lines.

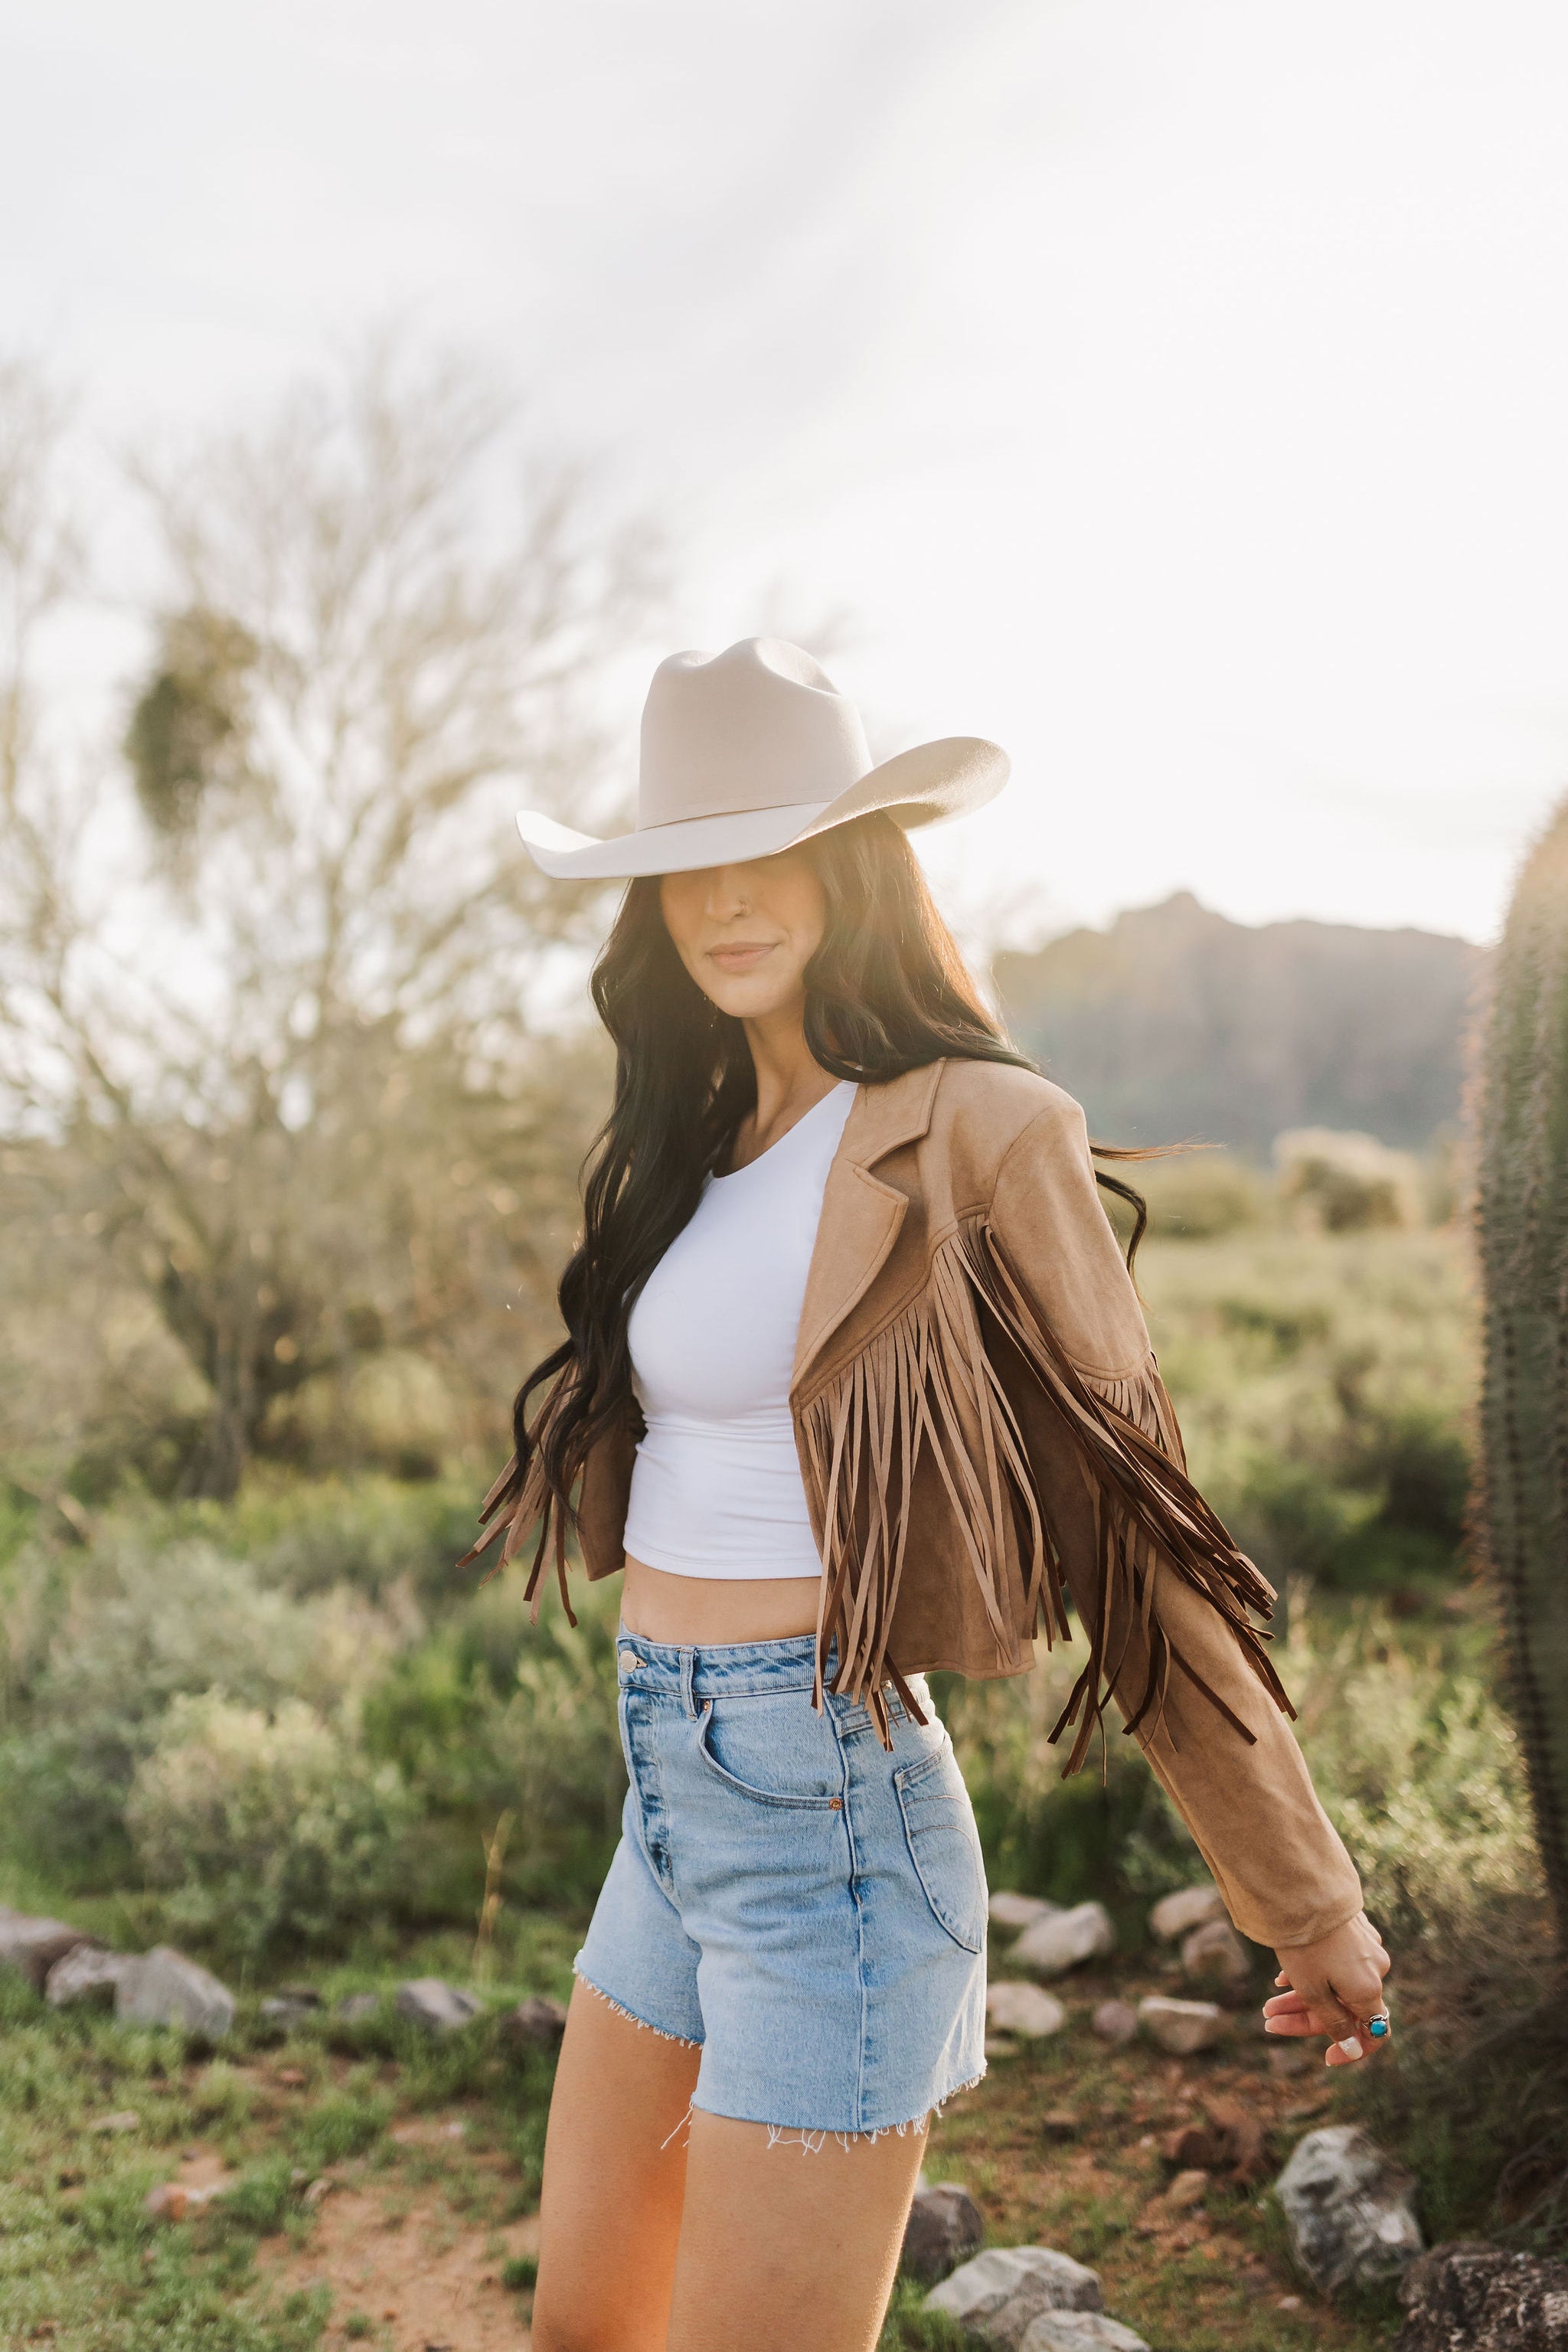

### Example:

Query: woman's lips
xmin=707 ymin=942 xmax=777 ymax=972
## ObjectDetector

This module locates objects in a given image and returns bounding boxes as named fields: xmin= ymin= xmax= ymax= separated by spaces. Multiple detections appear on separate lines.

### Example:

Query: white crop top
xmin=622 ymin=1080 xmax=857 ymax=1579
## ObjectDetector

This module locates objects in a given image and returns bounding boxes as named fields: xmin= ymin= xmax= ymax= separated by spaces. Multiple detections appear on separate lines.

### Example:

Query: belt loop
xmin=681 ymin=1646 xmax=698 ymax=1719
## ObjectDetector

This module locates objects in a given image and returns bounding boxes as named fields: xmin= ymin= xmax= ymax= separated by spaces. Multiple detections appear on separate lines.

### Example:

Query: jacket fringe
xmin=799 ymin=1214 xmax=1292 ymax=1768
xmin=455 ymin=1364 xmax=579 ymax=1628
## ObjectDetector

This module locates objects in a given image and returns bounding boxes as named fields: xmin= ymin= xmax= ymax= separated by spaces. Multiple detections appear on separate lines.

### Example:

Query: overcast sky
xmin=6 ymin=0 xmax=1568 ymax=945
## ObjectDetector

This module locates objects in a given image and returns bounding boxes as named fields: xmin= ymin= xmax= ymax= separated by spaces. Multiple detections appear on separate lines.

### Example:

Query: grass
xmin=1 ymin=1922 xmax=1429 ymax=2352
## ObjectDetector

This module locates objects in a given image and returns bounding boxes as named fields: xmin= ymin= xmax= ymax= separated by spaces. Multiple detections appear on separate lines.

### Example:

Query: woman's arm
xmin=985 ymin=1089 xmax=1377 ymax=1970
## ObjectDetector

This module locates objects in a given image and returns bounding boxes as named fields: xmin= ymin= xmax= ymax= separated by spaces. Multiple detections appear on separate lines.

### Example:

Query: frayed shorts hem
xmin=573 ymin=1965 xmax=704 ymax=2051
xmin=690 ymin=2065 xmax=988 ymax=2148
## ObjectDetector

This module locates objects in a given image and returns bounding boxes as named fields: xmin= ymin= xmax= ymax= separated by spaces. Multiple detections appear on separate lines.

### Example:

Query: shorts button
xmin=619 ymin=1651 xmax=639 ymax=1672
xmin=829 ymin=1798 xmax=843 ymax=1810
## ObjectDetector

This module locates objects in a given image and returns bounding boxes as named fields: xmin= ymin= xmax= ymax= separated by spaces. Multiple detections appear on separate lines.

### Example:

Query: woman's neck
xmin=733 ymin=1003 xmax=844 ymax=1166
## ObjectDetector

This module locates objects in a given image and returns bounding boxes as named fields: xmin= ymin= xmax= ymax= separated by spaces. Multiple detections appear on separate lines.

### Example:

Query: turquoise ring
xmin=1367 ymin=2008 xmax=1390 ymax=2039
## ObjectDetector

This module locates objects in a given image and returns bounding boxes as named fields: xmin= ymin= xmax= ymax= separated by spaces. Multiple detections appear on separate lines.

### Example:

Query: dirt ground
xmin=239 ymin=1957 xmax=1387 ymax=2352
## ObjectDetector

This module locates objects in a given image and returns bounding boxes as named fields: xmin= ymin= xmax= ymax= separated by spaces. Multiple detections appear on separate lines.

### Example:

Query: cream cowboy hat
xmin=514 ymin=635 xmax=1009 ymax=879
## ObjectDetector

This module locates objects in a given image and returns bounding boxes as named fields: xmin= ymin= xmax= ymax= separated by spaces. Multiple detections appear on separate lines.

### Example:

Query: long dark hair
xmin=508 ymin=811 xmax=1146 ymax=1538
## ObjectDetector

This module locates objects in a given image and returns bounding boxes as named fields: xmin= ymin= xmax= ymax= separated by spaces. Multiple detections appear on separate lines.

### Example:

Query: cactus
xmin=1475 ymin=797 xmax=1568 ymax=1937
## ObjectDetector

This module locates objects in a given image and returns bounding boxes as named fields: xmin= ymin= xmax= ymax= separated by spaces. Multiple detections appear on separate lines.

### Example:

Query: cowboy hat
xmin=513 ymin=635 xmax=1009 ymax=879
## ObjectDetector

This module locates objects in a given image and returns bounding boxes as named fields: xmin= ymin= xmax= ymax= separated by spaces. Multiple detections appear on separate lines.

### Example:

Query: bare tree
xmin=0 ymin=345 xmax=660 ymax=1496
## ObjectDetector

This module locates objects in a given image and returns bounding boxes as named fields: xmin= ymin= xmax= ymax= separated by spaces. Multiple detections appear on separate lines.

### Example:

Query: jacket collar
xmin=790 ymin=1059 xmax=944 ymax=1393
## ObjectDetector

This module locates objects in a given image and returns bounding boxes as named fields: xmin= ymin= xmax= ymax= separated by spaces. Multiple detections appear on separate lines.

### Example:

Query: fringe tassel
xmin=800 ymin=1214 xmax=1292 ymax=1771
xmin=455 ymin=1364 xmax=579 ymax=1628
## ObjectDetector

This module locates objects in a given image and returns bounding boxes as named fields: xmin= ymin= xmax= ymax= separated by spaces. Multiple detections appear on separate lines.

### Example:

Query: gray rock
xmin=394 ymin=1978 xmax=482 ymax=2034
xmin=1090 ymin=1999 xmax=1139 ymax=2045
xmin=45 ymin=1944 xmax=134 ymax=2010
xmin=1021 ymin=2318 xmax=1151 ymax=2352
xmin=1011 ymin=1903 xmax=1115 ymax=1981
xmin=985 ymin=1981 xmax=1067 ymax=2040
xmin=498 ymin=1994 xmax=569 ymax=2049
xmin=116 ymin=1947 xmax=235 ymax=2041
xmin=926 ymin=2246 xmax=1103 ymax=2348
xmin=1396 ymin=2241 xmax=1568 ymax=2350
xmin=1148 ymin=1883 xmax=1227 ymax=1942
xmin=260 ymin=1992 xmax=322 ymax=2027
xmin=0 ymin=1906 xmax=92 ymax=1991
xmin=335 ymin=1991 xmax=382 ymax=2023
xmin=1180 ymin=1916 xmax=1252 ymax=1991
xmin=989 ymin=1891 xmax=1060 ymax=1933
xmin=1137 ymin=1994 xmax=1226 ymax=2055
xmin=900 ymin=2182 xmax=985 ymax=2285
xmin=1275 ymin=2124 xmax=1423 ymax=2294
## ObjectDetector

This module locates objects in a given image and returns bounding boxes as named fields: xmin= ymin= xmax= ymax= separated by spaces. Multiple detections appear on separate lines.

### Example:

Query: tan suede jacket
xmin=466 ymin=1055 xmax=1364 ymax=1951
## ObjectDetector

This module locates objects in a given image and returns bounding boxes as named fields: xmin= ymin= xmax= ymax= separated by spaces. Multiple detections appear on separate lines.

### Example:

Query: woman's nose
xmin=704 ymin=864 xmax=753 ymax=920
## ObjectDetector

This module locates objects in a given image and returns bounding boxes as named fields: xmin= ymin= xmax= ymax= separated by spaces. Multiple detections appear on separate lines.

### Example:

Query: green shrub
xmin=363 ymin=1574 xmax=626 ymax=1914
xmin=0 ymin=1533 xmax=410 ymax=1886
xmin=126 ymin=1693 xmax=415 ymax=1962
xmin=1285 ymin=1602 xmax=1540 ymax=1945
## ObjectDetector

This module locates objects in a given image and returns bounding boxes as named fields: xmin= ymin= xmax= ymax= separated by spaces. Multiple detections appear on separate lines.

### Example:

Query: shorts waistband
xmin=615 ymin=1628 xmax=826 ymax=1704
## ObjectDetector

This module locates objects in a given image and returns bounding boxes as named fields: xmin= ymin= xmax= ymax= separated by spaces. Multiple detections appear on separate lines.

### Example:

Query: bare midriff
xmin=619 ymin=1555 xmax=822 ymax=1646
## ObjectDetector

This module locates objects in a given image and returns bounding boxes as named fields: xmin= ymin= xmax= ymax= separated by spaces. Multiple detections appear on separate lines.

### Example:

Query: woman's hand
xmin=1263 ymin=1912 xmax=1392 ymax=2066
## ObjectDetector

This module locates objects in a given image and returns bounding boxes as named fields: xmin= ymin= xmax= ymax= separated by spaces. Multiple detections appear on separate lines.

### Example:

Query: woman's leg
xmin=667 ymin=2110 xmax=928 ymax=2352
xmin=531 ymin=1978 xmax=702 ymax=2352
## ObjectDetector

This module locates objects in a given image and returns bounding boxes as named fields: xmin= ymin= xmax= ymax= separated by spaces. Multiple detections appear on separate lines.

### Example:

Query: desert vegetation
xmin=0 ymin=345 xmax=1550 ymax=2349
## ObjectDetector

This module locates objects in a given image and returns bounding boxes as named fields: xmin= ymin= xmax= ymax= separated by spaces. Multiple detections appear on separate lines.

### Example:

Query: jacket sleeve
xmin=985 ymin=1090 xmax=1365 ymax=1951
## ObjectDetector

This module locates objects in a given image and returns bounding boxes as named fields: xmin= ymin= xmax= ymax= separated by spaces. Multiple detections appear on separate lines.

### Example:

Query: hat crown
xmin=638 ymin=637 xmax=873 ymax=831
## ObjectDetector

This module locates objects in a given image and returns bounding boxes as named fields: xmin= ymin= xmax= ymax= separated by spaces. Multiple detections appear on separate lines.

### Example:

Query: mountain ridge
xmin=992 ymin=890 xmax=1487 ymax=1156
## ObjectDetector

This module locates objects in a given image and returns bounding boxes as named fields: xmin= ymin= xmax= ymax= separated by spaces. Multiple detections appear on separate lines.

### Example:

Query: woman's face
xmin=659 ymin=851 xmax=827 ymax=1024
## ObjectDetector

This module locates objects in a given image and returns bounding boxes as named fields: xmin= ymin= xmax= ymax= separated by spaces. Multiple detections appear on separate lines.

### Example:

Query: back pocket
xmin=894 ymin=1740 xmax=988 ymax=1952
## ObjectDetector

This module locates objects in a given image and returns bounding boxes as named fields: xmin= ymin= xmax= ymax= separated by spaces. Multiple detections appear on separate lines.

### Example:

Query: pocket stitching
xmin=894 ymin=1746 xmax=986 ymax=1953
xmin=694 ymin=1701 xmax=843 ymax=1812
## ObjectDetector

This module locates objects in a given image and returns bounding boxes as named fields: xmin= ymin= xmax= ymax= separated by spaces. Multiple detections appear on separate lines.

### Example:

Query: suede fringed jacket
xmin=466 ymin=1057 xmax=1364 ymax=1952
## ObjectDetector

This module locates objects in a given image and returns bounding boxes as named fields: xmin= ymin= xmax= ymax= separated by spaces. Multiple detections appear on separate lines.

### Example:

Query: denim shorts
xmin=573 ymin=1629 xmax=988 ymax=2138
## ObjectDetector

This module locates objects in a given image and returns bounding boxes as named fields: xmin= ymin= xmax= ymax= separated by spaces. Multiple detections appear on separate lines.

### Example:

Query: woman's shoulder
xmin=930 ymin=1054 xmax=1086 ymax=1148
xmin=918 ymin=1054 xmax=1091 ymax=1205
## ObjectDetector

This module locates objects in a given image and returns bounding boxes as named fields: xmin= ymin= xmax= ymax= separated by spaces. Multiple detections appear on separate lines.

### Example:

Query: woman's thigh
xmin=668 ymin=2109 xmax=928 ymax=2352
xmin=532 ymin=1978 xmax=702 ymax=2352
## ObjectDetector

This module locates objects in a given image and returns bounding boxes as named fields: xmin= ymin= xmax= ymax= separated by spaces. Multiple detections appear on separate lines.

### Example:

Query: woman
xmin=466 ymin=638 xmax=1392 ymax=2352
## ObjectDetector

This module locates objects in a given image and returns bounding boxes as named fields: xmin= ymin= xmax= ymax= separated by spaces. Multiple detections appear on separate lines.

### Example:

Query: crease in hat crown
xmin=514 ymin=633 xmax=1009 ymax=880
xmin=638 ymin=639 xmax=874 ymax=827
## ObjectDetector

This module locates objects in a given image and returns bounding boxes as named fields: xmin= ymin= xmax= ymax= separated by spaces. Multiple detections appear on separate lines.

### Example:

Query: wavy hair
xmin=502 ymin=812 xmax=1148 ymax=1555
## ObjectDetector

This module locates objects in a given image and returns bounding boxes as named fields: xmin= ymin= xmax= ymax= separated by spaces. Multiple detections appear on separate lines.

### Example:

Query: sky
xmin=5 ymin=0 xmax=1568 ymax=947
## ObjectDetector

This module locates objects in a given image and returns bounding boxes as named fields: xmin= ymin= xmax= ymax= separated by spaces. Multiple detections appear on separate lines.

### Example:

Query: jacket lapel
xmin=791 ymin=1059 xmax=945 ymax=1396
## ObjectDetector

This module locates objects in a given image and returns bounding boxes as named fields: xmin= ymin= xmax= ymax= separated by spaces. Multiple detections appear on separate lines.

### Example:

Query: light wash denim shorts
xmin=573 ymin=1629 xmax=988 ymax=2139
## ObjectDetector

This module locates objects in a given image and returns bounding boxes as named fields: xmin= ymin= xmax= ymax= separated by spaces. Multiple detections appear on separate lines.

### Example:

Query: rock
xmin=1396 ymin=2241 xmax=1568 ymax=2350
xmin=1164 ymin=2168 xmax=1209 ymax=2212
xmin=985 ymin=1982 xmax=1067 ymax=2040
xmin=1020 ymin=2318 xmax=1151 ymax=2352
xmin=498 ymin=1994 xmax=569 ymax=2049
xmin=145 ymin=2182 xmax=189 ymax=2222
xmin=116 ymin=1947 xmax=235 ymax=2041
xmin=1162 ymin=2096 xmax=1267 ymax=2182
xmin=260 ymin=1993 xmax=321 ymax=2027
xmin=1090 ymin=1999 xmax=1138 ymax=2046
xmin=900 ymin=2182 xmax=985 ymax=2285
xmin=0 ymin=1906 xmax=92 ymax=1991
xmin=336 ymin=1991 xmax=381 ymax=2022
xmin=1204 ymin=2093 xmax=1267 ymax=2183
xmin=88 ymin=2110 xmax=142 ymax=2134
xmin=1011 ymin=1903 xmax=1115 ymax=1981
xmin=989 ymin=1892 xmax=1060 ymax=1933
xmin=394 ymin=1978 xmax=483 ymax=2034
xmin=45 ymin=1945 xmax=134 ymax=2010
xmin=1180 ymin=1917 xmax=1252 ymax=1991
xmin=1274 ymin=2124 xmax=1423 ymax=2294
xmin=1148 ymin=1883 xmax=1227 ymax=1943
xmin=926 ymin=2246 xmax=1102 ymax=2348
xmin=1136 ymin=1995 xmax=1226 ymax=2055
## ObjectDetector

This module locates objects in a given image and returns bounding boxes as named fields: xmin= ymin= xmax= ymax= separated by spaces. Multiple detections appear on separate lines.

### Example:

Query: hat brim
xmin=514 ymin=737 xmax=1009 ymax=880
